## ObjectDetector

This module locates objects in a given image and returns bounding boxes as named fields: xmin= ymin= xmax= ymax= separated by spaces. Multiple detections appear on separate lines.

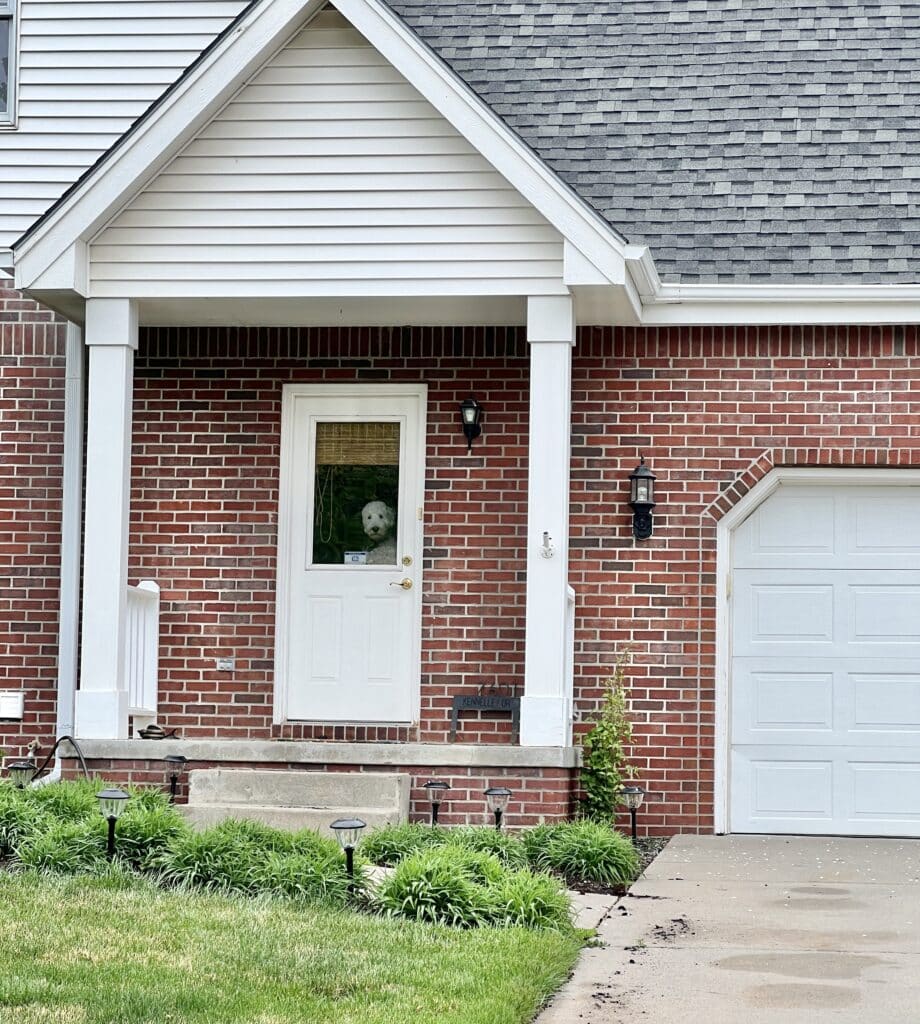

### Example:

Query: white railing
xmin=565 ymin=584 xmax=576 ymax=743
xmin=124 ymin=579 xmax=160 ymax=723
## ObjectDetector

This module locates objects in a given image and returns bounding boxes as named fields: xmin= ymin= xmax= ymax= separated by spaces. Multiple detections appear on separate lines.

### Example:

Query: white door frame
xmin=714 ymin=466 xmax=920 ymax=833
xmin=273 ymin=382 xmax=428 ymax=725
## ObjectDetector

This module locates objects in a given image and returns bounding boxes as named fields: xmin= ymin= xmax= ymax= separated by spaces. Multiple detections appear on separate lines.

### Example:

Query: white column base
xmin=74 ymin=689 xmax=130 ymax=739
xmin=519 ymin=696 xmax=571 ymax=747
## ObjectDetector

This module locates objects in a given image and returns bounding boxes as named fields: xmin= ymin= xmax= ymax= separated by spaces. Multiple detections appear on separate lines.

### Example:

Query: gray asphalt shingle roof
xmin=387 ymin=0 xmax=920 ymax=283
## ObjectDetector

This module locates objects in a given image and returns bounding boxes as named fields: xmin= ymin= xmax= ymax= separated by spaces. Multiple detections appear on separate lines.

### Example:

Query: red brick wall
xmin=0 ymin=277 xmax=66 ymax=760
xmin=9 ymin=314 xmax=920 ymax=834
xmin=132 ymin=327 xmax=530 ymax=746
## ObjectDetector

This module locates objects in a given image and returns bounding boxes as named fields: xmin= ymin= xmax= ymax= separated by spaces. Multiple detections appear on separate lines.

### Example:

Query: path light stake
xmin=484 ymin=786 xmax=512 ymax=831
xmin=163 ymin=754 xmax=188 ymax=803
xmin=422 ymin=780 xmax=450 ymax=825
xmin=330 ymin=817 xmax=366 ymax=894
xmin=96 ymin=787 xmax=130 ymax=860
xmin=618 ymin=786 xmax=646 ymax=842
xmin=7 ymin=759 xmax=36 ymax=789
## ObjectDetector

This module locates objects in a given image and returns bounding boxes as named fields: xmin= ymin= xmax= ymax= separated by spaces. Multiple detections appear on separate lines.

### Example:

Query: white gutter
xmin=46 ymin=322 xmax=84 ymax=783
xmin=623 ymin=249 xmax=920 ymax=325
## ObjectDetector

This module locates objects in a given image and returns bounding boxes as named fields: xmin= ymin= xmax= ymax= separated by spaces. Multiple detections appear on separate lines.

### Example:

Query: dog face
xmin=361 ymin=500 xmax=396 ymax=542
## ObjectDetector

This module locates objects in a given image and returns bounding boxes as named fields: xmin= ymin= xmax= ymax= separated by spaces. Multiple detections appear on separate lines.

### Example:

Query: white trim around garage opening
xmin=713 ymin=465 xmax=920 ymax=834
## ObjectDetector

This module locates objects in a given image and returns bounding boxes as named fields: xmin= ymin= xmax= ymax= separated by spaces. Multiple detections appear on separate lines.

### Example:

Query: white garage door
xmin=731 ymin=483 xmax=920 ymax=837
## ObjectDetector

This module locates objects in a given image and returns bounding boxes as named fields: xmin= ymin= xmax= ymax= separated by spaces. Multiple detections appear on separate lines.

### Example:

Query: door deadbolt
xmin=402 ymin=555 xmax=413 ymax=566
xmin=389 ymin=578 xmax=413 ymax=590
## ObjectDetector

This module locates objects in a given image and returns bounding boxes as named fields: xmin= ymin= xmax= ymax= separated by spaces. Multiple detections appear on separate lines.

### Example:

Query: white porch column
xmin=520 ymin=295 xmax=575 ymax=746
xmin=75 ymin=299 xmax=138 ymax=738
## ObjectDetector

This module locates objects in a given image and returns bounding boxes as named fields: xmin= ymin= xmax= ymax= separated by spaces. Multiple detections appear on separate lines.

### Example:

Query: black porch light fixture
xmin=459 ymin=397 xmax=483 ymax=453
xmin=330 ymin=817 xmax=366 ymax=890
xmin=7 ymin=759 xmax=36 ymax=789
xmin=628 ymin=456 xmax=656 ymax=540
xmin=618 ymin=785 xmax=646 ymax=842
xmin=484 ymin=786 xmax=512 ymax=831
xmin=163 ymin=754 xmax=188 ymax=803
xmin=422 ymin=780 xmax=450 ymax=825
xmin=96 ymin=787 xmax=130 ymax=860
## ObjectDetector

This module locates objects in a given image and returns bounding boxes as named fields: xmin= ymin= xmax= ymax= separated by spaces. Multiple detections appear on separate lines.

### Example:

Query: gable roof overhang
xmin=13 ymin=0 xmax=643 ymax=327
xmin=13 ymin=0 xmax=920 ymax=328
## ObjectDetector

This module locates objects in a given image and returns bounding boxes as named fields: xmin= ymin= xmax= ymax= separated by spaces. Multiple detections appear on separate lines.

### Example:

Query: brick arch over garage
xmin=568 ymin=324 xmax=920 ymax=835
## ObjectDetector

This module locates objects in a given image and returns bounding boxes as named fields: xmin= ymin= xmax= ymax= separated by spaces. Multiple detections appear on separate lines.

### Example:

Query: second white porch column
xmin=75 ymin=299 xmax=138 ymax=738
xmin=520 ymin=295 xmax=575 ymax=746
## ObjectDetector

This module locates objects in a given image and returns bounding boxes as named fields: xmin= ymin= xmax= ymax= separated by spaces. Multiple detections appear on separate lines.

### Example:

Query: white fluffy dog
xmin=361 ymin=500 xmax=397 ymax=564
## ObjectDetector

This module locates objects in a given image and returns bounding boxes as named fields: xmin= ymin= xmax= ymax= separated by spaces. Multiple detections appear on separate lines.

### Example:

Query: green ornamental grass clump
xmin=534 ymin=820 xmax=640 ymax=887
xmin=444 ymin=826 xmax=529 ymax=868
xmin=358 ymin=820 xmax=446 ymax=866
xmin=115 ymin=803 xmax=191 ymax=872
xmin=376 ymin=848 xmax=487 ymax=928
xmin=0 ymin=786 xmax=50 ymax=858
xmin=376 ymin=847 xmax=572 ymax=930
xmin=25 ymin=777 xmax=104 ymax=822
xmin=15 ymin=816 xmax=109 ymax=874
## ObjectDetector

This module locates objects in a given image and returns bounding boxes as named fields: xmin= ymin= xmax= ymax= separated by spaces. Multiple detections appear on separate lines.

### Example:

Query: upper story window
xmin=0 ymin=0 xmax=14 ymax=125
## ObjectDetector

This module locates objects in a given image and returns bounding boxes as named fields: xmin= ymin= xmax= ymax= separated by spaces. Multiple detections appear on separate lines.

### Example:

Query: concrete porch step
xmin=182 ymin=768 xmax=409 ymax=835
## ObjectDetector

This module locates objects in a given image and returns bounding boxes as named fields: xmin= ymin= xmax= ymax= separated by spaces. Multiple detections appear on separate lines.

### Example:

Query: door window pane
xmin=312 ymin=421 xmax=400 ymax=565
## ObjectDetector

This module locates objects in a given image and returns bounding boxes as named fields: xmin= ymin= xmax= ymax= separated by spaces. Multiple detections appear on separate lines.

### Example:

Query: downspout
xmin=46 ymin=321 xmax=85 ymax=783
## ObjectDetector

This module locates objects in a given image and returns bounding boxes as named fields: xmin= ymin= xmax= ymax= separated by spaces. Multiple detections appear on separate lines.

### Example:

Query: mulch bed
xmin=567 ymin=836 xmax=670 ymax=896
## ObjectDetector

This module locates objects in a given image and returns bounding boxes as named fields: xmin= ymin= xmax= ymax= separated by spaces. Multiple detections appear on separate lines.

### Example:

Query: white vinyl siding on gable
xmin=0 ymin=0 xmax=246 ymax=246
xmin=90 ymin=10 xmax=565 ymax=298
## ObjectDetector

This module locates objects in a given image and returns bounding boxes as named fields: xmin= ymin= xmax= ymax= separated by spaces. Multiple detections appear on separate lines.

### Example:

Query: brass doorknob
xmin=389 ymin=578 xmax=413 ymax=590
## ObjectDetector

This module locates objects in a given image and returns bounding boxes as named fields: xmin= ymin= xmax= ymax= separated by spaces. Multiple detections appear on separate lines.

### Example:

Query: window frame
xmin=0 ymin=0 xmax=18 ymax=128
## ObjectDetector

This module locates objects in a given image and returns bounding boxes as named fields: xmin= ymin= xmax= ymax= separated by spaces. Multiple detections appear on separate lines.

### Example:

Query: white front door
xmin=276 ymin=384 xmax=426 ymax=722
xmin=730 ymin=482 xmax=920 ymax=837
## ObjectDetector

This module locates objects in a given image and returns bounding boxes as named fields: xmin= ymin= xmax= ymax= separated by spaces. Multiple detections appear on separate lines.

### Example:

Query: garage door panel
xmin=851 ymin=674 xmax=920 ymax=733
xmin=731 ymin=753 xmax=834 ymax=829
xmin=732 ymin=666 xmax=834 ymax=739
xmin=850 ymin=585 xmax=920 ymax=643
xmin=734 ymin=490 xmax=837 ymax=565
xmin=848 ymin=763 xmax=920 ymax=824
xmin=847 ymin=493 xmax=920 ymax=560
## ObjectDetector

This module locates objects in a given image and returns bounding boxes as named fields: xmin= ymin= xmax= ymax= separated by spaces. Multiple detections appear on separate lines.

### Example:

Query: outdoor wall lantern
xmin=163 ymin=754 xmax=188 ymax=803
xmin=7 ymin=759 xmax=36 ymax=789
xmin=423 ymin=780 xmax=450 ymax=825
xmin=459 ymin=397 xmax=483 ymax=453
xmin=330 ymin=817 xmax=366 ymax=890
xmin=628 ymin=456 xmax=656 ymax=540
xmin=484 ymin=786 xmax=512 ymax=831
xmin=96 ymin=787 xmax=130 ymax=860
xmin=618 ymin=786 xmax=646 ymax=842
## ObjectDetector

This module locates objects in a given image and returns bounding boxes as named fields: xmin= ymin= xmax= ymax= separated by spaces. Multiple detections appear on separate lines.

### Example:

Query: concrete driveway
xmin=541 ymin=835 xmax=920 ymax=1023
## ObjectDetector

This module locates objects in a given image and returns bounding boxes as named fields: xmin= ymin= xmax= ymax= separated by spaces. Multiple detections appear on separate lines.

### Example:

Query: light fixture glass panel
xmin=97 ymin=787 xmax=130 ymax=820
xmin=312 ymin=422 xmax=400 ymax=566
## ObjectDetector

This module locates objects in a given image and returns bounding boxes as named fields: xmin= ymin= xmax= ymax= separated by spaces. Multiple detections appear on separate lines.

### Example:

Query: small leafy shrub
xmin=444 ymin=826 xmax=528 ymax=868
xmin=483 ymin=869 xmax=572 ymax=930
xmin=15 ymin=817 xmax=109 ymax=874
xmin=124 ymin=785 xmax=173 ymax=813
xmin=535 ymin=820 xmax=639 ymax=887
xmin=0 ymin=786 xmax=50 ymax=858
xmin=116 ymin=804 xmax=190 ymax=871
xmin=377 ymin=849 xmax=484 ymax=927
xmin=359 ymin=821 xmax=446 ymax=866
xmin=579 ymin=649 xmax=638 ymax=819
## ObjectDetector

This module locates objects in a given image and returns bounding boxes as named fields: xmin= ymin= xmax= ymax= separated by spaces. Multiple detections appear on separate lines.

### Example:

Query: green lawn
xmin=0 ymin=872 xmax=583 ymax=1024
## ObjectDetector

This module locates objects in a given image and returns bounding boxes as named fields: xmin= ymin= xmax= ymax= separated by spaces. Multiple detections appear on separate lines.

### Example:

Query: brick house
xmin=3 ymin=0 xmax=920 ymax=836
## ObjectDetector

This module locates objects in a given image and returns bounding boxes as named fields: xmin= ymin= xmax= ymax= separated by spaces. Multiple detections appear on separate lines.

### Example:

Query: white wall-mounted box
xmin=0 ymin=691 xmax=25 ymax=719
